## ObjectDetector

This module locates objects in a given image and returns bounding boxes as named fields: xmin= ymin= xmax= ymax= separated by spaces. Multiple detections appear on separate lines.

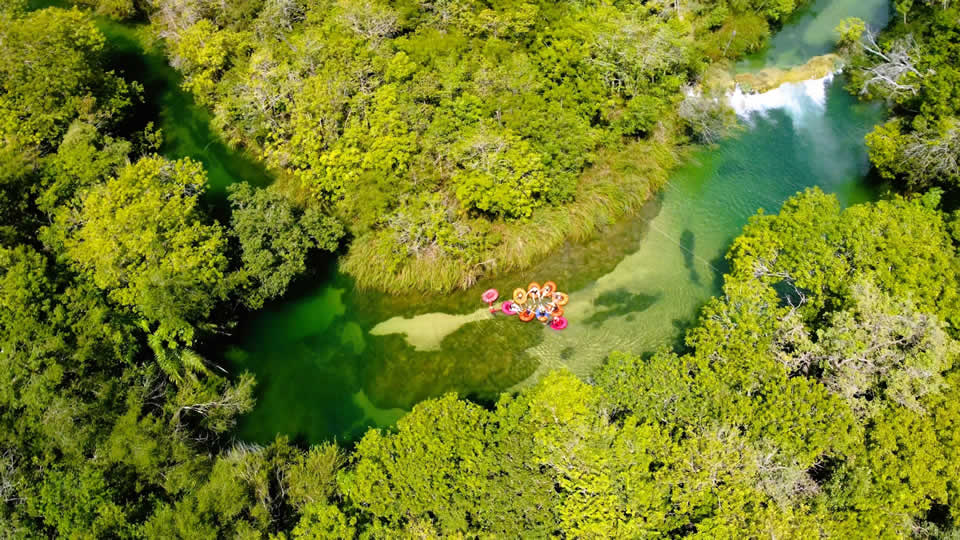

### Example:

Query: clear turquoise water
xmin=228 ymin=1 xmax=892 ymax=444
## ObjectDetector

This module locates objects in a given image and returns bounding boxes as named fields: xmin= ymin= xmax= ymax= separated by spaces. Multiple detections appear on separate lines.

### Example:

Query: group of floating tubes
xmin=481 ymin=281 xmax=569 ymax=330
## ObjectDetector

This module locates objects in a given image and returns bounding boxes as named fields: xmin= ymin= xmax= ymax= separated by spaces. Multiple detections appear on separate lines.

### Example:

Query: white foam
xmin=727 ymin=71 xmax=837 ymax=122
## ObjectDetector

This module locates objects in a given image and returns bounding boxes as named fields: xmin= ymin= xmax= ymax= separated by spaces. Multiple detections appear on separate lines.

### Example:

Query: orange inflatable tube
xmin=526 ymin=282 xmax=541 ymax=299
xmin=542 ymin=281 xmax=557 ymax=296
xmin=518 ymin=309 xmax=536 ymax=322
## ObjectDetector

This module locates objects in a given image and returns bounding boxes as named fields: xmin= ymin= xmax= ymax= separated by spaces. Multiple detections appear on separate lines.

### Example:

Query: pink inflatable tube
xmin=550 ymin=316 xmax=568 ymax=330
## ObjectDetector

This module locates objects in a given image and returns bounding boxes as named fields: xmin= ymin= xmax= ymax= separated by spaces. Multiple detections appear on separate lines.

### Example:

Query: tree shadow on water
xmin=585 ymin=289 xmax=663 ymax=326
xmin=680 ymin=229 xmax=701 ymax=285
xmin=709 ymin=249 xmax=730 ymax=293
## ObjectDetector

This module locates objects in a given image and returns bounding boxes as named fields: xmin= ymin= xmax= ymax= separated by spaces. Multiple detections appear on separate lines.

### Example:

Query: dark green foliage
xmin=0 ymin=8 xmax=342 ymax=538
xmin=228 ymin=183 xmax=344 ymax=309
xmin=0 ymin=145 xmax=41 ymax=245
xmin=8 ymin=1 xmax=960 ymax=539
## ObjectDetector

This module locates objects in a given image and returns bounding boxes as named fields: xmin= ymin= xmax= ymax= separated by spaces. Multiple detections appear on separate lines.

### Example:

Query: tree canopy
xmin=4 ymin=1 xmax=960 ymax=538
xmin=846 ymin=2 xmax=960 ymax=190
xmin=146 ymin=0 xmax=798 ymax=291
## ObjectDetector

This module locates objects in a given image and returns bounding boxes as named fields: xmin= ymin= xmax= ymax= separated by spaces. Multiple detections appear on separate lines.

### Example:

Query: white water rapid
xmin=727 ymin=72 xmax=838 ymax=122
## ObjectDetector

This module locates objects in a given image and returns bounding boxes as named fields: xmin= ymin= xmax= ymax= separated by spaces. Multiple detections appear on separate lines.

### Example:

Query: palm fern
xmin=147 ymin=333 xmax=210 ymax=386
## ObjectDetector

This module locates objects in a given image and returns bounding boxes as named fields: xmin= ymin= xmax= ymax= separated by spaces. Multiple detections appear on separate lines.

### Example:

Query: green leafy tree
xmin=170 ymin=19 xmax=244 ymax=105
xmin=228 ymin=183 xmax=344 ymax=309
xmin=284 ymin=443 xmax=345 ymax=510
xmin=63 ymin=155 xmax=231 ymax=345
xmin=29 ymin=466 xmax=131 ymax=539
xmin=452 ymin=128 xmax=547 ymax=218
xmin=0 ymin=145 xmax=40 ymax=245
xmin=39 ymin=121 xmax=131 ymax=214
xmin=0 ymin=8 xmax=135 ymax=149
xmin=290 ymin=503 xmax=356 ymax=540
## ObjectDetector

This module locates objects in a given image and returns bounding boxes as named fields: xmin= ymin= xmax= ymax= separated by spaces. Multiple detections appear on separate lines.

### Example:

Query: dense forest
xmin=2 ymin=0 xmax=960 ymax=537
xmin=138 ymin=0 xmax=794 ymax=292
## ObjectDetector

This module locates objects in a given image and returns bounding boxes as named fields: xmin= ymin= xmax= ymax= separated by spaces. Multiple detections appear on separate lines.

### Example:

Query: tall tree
xmin=62 ymin=155 xmax=231 ymax=345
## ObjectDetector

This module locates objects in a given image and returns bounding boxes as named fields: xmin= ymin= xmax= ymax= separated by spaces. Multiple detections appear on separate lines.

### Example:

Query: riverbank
xmin=341 ymin=50 xmax=841 ymax=295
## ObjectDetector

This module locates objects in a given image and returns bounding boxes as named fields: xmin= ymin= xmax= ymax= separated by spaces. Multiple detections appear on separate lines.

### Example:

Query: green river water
xmin=30 ymin=0 xmax=891 ymax=444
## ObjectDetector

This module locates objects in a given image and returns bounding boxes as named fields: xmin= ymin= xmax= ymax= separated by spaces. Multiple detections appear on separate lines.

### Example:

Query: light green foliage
xmin=291 ymin=503 xmax=356 ymax=539
xmin=0 ymin=0 xmax=26 ymax=14
xmin=835 ymin=17 xmax=867 ymax=48
xmin=170 ymin=19 xmax=245 ymax=105
xmin=452 ymin=128 xmax=546 ymax=218
xmin=148 ymin=0 xmax=796 ymax=290
xmin=0 ymin=7 xmax=325 ymax=540
xmin=341 ymin=394 xmax=490 ymax=532
xmin=63 ymin=155 xmax=231 ymax=345
xmin=678 ymin=86 xmax=739 ymax=143
xmin=73 ymin=0 xmax=138 ymax=19
xmin=228 ymin=183 xmax=344 ymax=309
xmin=39 ymin=121 xmax=131 ymax=214
xmin=285 ymin=442 xmax=345 ymax=509
xmin=589 ymin=6 xmax=694 ymax=97
xmin=0 ymin=8 xmax=135 ymax=148
xmin=728 ymin=188 xmax=960 ymax=322
xmin=341 ymin=386 xmax=565 ymax=536
xmin=865 ymin=118 xmax=909 ymax=179
xmin=29 ymin=466 xmax=131 ymax=539
xmin=810 ymin=281 xmax=955 ymax=415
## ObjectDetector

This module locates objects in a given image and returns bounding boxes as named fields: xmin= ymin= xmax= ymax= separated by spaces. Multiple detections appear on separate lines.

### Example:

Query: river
xmin=30 ymin=0 xmax=892 ymax=444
